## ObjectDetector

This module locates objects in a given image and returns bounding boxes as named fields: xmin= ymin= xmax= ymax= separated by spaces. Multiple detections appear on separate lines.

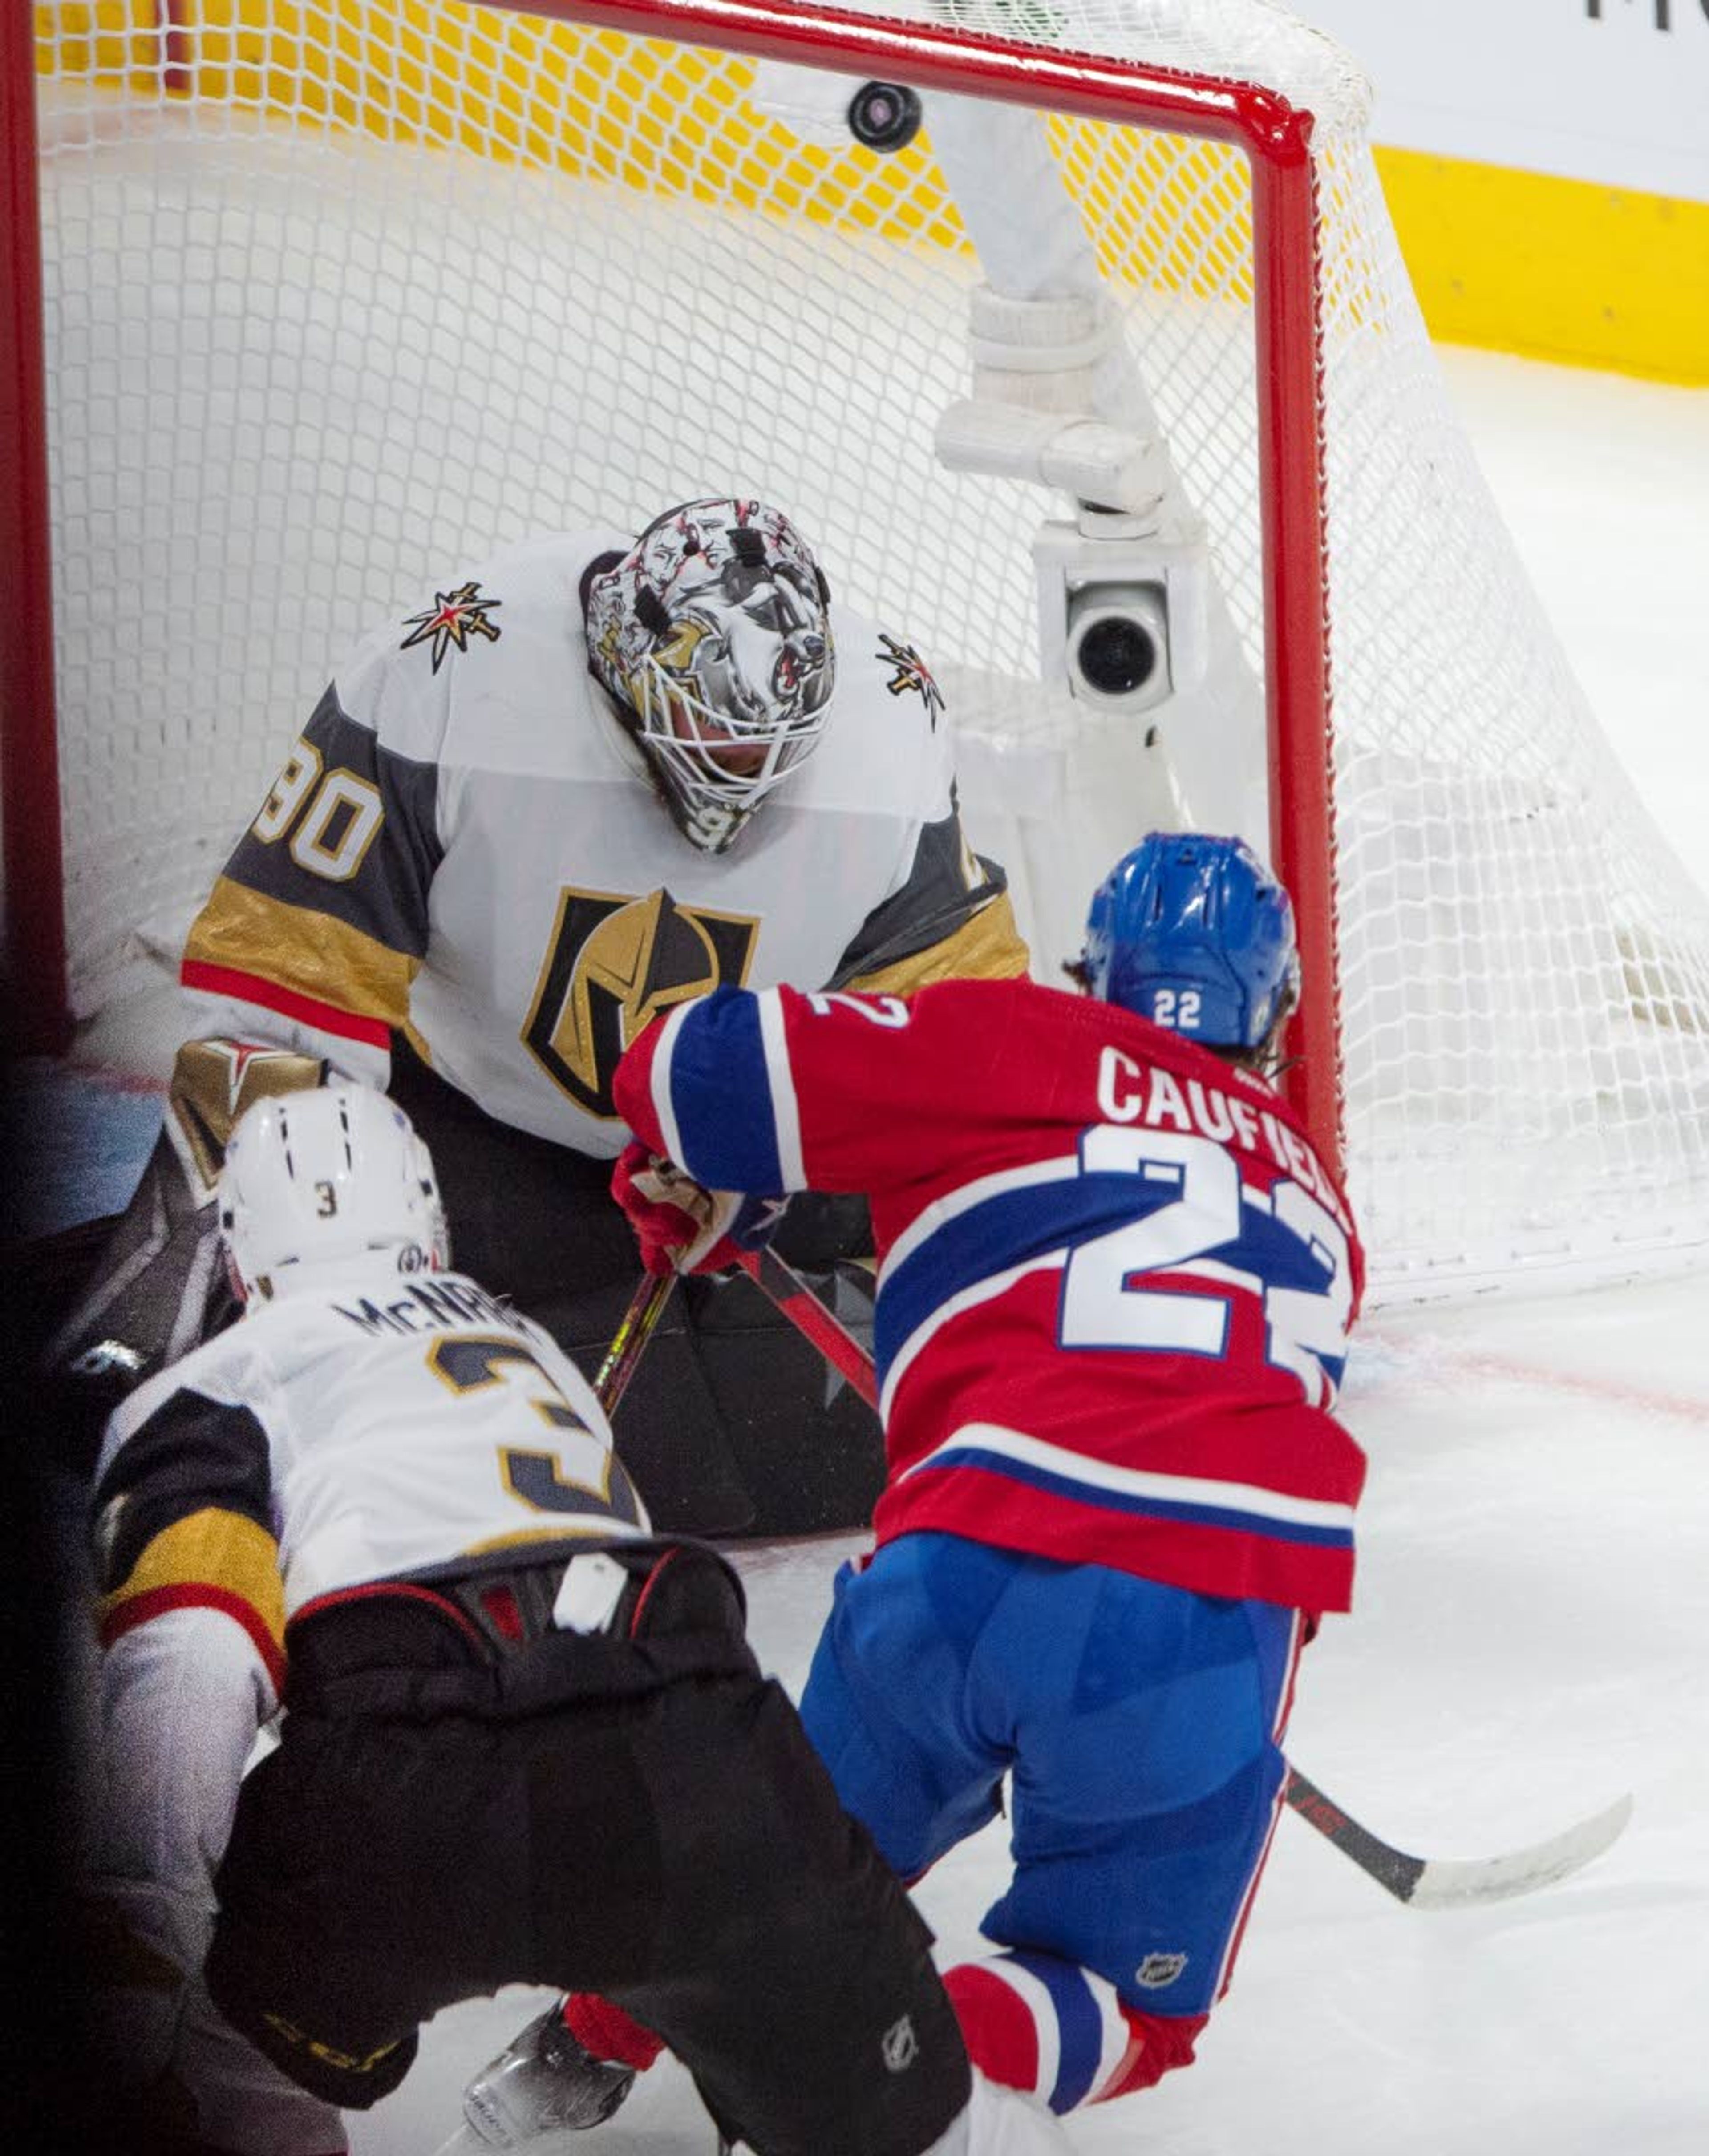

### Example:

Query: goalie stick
xmin=733 ymin=1244 xmax=1634 ymax=1910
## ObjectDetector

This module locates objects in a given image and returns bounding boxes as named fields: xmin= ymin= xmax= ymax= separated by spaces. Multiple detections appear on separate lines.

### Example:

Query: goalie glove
xmin=611 ymin=1141 xmax=788 ymax=1278
xmin=45 ymin=1041 xmax=328 ymax=1446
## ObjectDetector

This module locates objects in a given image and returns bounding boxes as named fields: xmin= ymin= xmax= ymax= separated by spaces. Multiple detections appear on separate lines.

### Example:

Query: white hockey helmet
xmin=219 ymin=1083 xmax=449 ymax=1302
xmin=584 ymin=498 xmax=837 ymax=854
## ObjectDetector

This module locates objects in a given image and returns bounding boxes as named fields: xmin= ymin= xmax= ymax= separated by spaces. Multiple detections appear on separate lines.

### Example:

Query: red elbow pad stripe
xmin=101 ymin=1580 xmax=288 ymax=1694
xmin=181 ymin=959 xmax=393 ymax=1050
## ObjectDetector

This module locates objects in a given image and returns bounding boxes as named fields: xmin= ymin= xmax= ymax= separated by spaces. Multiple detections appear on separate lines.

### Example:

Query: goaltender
xmin=50 ymin=497 xmax=1027 ymax=1534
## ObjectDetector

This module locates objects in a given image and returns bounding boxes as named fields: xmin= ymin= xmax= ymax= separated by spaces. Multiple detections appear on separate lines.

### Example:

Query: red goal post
xmin=4 ymin=0 xmax=69 ymax=1057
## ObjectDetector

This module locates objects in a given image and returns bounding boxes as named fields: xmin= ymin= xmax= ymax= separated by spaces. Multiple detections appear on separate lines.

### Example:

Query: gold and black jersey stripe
xmin=181 ymin=684 xmax=441 ymax=1043
xmin=829 ymin=795 xmax=1029 ymax=995
xmin=94 ymin=1388 xmax=285 ymax=1686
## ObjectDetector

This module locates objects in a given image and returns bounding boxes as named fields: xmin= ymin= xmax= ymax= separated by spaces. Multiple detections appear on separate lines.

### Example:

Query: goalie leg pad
xmin=42 ymin=1041 xmax=327 ymax=1457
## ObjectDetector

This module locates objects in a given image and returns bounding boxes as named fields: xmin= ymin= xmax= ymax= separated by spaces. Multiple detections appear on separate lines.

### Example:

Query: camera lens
xmin=1076 ymin=614 xmax=1158 ymax=697
xmin=847 ymin=82 xmax=923 ymax=153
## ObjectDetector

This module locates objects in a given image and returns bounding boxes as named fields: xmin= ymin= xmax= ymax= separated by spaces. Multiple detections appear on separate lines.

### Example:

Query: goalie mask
xmin=584 ymin=498 xmax=837 ymax=853
xmin=1079 ymin=831 xmax=1300 ymax=1052
xmin=219 ymin=1084 xmax=449 ymax=1302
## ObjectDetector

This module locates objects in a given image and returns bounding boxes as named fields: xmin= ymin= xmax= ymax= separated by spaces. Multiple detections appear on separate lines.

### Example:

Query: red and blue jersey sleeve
xmin=614 ymin=979 xmax=1004 ymax=1199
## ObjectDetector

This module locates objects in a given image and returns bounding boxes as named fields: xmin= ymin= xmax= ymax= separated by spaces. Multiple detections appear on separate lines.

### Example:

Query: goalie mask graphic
xmin=586 ymin=498 xmax=837 ymax=853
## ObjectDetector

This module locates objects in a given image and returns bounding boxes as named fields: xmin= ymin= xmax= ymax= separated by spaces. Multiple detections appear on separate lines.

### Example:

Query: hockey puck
xmin=846 ymin=82 xmax=923 ymax=154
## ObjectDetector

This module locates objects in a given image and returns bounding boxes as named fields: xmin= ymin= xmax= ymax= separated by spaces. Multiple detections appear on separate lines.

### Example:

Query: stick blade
xmin=1403 ymin=1792 xmax=1634 ymax=1910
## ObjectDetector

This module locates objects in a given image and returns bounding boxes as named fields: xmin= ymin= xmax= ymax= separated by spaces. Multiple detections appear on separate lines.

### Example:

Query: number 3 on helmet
xmin=1079 ymin=831 xmax=1300 ymax=1052
xmin=219 ymin=1083 xmax=450 ymax=1302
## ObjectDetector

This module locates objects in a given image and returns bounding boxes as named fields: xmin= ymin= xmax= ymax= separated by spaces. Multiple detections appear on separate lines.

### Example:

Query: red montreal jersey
xmin=617 ymin=976 xmax=1367 ymax=1614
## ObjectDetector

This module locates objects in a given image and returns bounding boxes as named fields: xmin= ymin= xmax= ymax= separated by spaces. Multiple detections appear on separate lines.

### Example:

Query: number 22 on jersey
xmin=1059 ymin=1127 xmax=1353 ymax=1408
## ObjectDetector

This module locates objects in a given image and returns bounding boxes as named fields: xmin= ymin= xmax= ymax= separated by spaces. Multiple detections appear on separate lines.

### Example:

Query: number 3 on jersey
xmin=429 ymin=1334 xmax=621 ymax=1513
xmin=1059 ymin=1126 xmax=1353 ymax=1407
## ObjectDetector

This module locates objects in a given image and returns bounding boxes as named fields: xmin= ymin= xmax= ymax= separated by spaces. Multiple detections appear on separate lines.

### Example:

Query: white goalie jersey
xmin=178 ymin=529 xmax=1027 ymax=1155
xmin=85 ymin=1263 xmax=649 ymax=2154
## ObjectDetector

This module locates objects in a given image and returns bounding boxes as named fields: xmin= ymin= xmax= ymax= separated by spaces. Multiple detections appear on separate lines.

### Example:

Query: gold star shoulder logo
xmin=400 ymin=581 xmax=503 ymax=673
xmin=875 ymin=633 xmax=944 ymax=729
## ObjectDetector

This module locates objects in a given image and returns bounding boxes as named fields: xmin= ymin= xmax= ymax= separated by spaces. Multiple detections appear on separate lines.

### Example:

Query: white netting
xmin=25 ymin=0 xmax=1709 ymax=1297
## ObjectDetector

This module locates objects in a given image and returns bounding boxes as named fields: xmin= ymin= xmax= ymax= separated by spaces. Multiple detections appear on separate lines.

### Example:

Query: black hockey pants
xmin=205 ymin=1544 xmax=971 ymax=2156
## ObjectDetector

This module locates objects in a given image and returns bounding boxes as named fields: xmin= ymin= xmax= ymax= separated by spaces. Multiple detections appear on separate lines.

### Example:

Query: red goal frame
xmin=2 ymin=0 xmax=1339 ymax=1180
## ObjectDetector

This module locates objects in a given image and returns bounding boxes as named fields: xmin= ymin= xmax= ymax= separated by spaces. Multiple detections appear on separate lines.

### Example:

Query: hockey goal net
xmin=8 ymin=0 xmax=1709 ymax=1301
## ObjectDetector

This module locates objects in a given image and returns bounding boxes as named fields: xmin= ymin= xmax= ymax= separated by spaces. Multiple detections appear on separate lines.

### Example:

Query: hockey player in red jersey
xmin=535 ymin=830 xmax=1365 ymax=2120
xmin=49 ymin=497 xmax=1027 ymax=1537
xmin=84 ymin=1082 xmax=1074 ymax=2156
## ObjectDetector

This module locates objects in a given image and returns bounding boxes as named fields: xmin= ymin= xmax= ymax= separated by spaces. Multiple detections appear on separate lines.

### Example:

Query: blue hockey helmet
xmin=1079 ymin=831 xmax=1300 ymax=1050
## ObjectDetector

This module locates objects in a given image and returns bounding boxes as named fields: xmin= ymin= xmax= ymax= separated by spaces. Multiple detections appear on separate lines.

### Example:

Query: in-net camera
xmin=1035 ymin=511 xmax=1210 ymax=719
xmin=1065 ymin=582 xmax=1170 ymax=707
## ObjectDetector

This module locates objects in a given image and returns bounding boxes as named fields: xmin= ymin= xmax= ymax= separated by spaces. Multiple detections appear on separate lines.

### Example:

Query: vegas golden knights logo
xmin=522 ymin=886 xmax=758 ymax=1116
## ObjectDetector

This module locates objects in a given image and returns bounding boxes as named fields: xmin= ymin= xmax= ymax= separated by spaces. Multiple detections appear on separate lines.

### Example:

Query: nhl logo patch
xmin=880 ymin=2014 xmax=919 ymax=2073
xmin=1135 ymin=1951 xmax=1188 ymax=1989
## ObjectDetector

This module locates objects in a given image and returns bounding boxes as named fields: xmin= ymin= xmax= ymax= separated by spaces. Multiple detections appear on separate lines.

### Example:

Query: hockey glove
xmin=611 ymin=1141 xmax=786 ymax=1278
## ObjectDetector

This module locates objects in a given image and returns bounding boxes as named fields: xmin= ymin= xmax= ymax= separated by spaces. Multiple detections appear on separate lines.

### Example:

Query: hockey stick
xmin=736 ymin=1244 xmax=1635 ymax=1909
xmin=593 ymin=1268 xmax=678 ymax=1415
xmin=735 ymin=1244 xmax=878 ymax=1403
xmin=1281 ymin=1770 xmax=1634 ymax=1910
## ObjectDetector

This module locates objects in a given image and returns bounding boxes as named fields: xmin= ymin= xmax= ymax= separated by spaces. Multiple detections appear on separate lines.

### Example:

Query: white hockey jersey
xmin=94 ymin=1262 xmax=649 ymax=1658
xmin=180 ymin=530 xmax=1027 ymax=1156
xmin=87 ymin=1261 xmax=649 ymax=2153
